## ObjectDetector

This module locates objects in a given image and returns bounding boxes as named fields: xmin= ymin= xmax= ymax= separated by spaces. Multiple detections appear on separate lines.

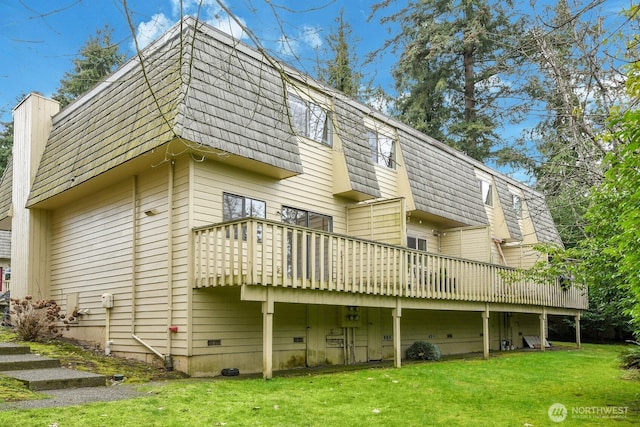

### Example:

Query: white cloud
xmin=133 ymin=0 xmax=246 ymax=51
xmin=132 ymin=13 xmax=173 ymax=50
xmin=277 ymin=26 xmax=323 ymax=57
xmin=300 ymin=26 xmax=322 ymax=50
xmin=206 ymin=13 xmax=246 ymax=40
xmin=278 ymin=35 xmax=299 ymax=58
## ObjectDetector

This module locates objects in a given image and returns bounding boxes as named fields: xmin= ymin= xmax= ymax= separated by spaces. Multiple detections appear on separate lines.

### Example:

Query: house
xmin=0 ymin=17 xmax=586 ymax=378
xmin=0 ymin=230 xmax=10 ymax=292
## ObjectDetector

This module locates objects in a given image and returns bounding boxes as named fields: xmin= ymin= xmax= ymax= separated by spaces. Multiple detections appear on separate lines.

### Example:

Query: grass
xmin=0 ymin=334 xmax=638 ymax=426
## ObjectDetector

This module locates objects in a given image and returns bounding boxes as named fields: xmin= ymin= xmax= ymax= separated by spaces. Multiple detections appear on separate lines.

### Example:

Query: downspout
xmin=165 ymin=161 xmax=175 ymax=370
xmin=105 ymin=307 xmax=112 ymax=355
xmin=131 ymin=175 xmax=138 ymax=338
xmin=129 ymin=174 xmax=167 ymax=363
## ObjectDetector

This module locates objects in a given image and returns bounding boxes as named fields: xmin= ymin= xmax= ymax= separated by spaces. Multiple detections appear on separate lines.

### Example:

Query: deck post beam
xmin=262 ymin=289 xmax=274 ymax=379
xmin=539 ymin=307 xmax=547 ymax=352
xmin=392 ymin=299 xmax=402 ymax=368
xmin=575 ymin=312 xmax=581 ymax=349
xmin=482 ymin=304 xmax=490 ymax=360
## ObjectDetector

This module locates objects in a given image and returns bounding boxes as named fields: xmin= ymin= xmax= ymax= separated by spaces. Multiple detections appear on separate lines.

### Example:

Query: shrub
xmin=619 ymin=345 xmax=640 ymax=370
xmin=406 ymin=341 xmax=441 ymax=361
xmin=9 ymin=296 xmax=69 ymax=342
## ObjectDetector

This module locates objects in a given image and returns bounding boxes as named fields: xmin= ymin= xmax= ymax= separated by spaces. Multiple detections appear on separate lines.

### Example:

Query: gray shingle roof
xmin=494 ymin=176 xmax=523 ymax=241
xmin=0 ymin=158 xmax=13 ymax=225
xmin=523 ymin=188 xmax=563 ymax=246
xmin=333 ymin=99 xmax=381 ymax=198
xmin=398 ymin=129 xmax=488 ymax=226
xmin=28 ymin=33 xmax=182 ymax=206
xmin=13 ymin=16 xmax=559 ymax=249
xmin=176 ymin=22 xmax=302 ymax=174
xmin=28 ymin=17 xmax=302 ymax=207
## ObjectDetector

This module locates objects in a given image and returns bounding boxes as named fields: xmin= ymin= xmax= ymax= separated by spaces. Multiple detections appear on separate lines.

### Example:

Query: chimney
xmin=10 ymin=93 xmax=59 ymax=299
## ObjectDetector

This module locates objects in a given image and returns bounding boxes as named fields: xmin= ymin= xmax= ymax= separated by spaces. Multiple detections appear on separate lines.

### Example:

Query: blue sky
xmin=0 ymin=0 xmax=400 ymax=123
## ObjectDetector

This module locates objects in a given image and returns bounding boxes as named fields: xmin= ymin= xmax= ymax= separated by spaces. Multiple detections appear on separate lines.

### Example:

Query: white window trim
xmin=287 ymin=91 xmax=332 ymax=146
xmin=479 ymin=180 xmax=493 ymax=207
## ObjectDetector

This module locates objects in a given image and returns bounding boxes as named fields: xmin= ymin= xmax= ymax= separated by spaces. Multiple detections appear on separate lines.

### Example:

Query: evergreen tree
xmin=0 ymin=120 xmax=13 ymax=176
xmin=316 ymin=8 xmax=362 ymax=98
xmin=371 ymin=0 xmax=525 ymax=161
xmin=53 ymin=25 xmax=126 ymax=108
xmin=0 ymin=27 xmax=125 ymax=175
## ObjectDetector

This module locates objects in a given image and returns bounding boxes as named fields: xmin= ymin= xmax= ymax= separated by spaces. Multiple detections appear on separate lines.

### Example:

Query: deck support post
xmin=575 ymin=312 xmax=581 ymax=349
xmin=392 ymin=299 xmax=402 ymax=368
xmin=482 ymin=305 xmax=490 ymax=360
xmin=539 ymin=307 xmax=547 ymax=352
xmin=262 ymin=291 xmax=274 ymax=379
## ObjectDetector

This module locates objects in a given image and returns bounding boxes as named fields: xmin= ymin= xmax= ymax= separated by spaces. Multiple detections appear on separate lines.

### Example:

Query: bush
xmin=9 ymin=296 xmax=69 ymax=342
xmin=619 ymin=345 xmax=640 ymax=370
xmin=406 ymin=341 xmax=441 ymax=361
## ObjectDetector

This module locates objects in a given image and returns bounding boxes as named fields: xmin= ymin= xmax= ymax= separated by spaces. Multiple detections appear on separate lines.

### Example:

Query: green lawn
xmin=0 ymin=344 xmax=638 ymax=426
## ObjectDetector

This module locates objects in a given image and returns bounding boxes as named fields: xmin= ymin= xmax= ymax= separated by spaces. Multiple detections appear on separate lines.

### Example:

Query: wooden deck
xmin=193 ymin=219 xmax=587 ymax=310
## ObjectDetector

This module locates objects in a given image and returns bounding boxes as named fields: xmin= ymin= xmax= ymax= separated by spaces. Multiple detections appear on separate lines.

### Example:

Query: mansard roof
xmin=28 ymin=17 xmax=302 ymax=207
xmin=10 ymin=16 xmax=560 ymax=246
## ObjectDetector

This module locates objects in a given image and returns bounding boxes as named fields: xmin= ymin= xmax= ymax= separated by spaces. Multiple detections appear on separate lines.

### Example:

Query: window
xmin=281 ymin=206 xmax=332 ymax=231
xmin=512 ymin=194 xmax=522 ymax=218
xmin=367 ymin=129 xmax=396 ymax=168
xmin=223 ymin=193 xmax=266 ymax=221
xmin=282 ymin=207 xmax=332 ymax=280
xmin=479 ymin=180 xmax=493 ymax=206
xmin=288 ymin=94 xmax=332 ymax=146
xmin=407 ymin=236 xmax=427 ymax=251
xmin=223 ymin=193 xmax=266 ymax=240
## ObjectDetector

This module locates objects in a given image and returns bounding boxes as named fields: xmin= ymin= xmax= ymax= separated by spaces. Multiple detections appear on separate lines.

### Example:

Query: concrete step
xmin=2 ymin=368 xmax=107 ymax=391
xmin=0 ymin=342 xmax=31 ymax=355
xmin=0 ymin=354 xmax=61 ymax=371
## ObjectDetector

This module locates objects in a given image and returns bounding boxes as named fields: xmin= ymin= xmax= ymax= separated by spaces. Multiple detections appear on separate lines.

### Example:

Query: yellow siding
xmin=491 ymin=186 xmax=511 ymax=241
xmin=192 ymin=140 xmax=350 ymax=233
xmin=519 ymin=196 xmax=539 ymax=245
xmin=346 ymin=198 xmax=405 ymax=245
xmin=394 ymin=133 xmax=416 ymax=211
xmin=406 ymin=218 xmax=441 ymax=253
xmin=10 ymin=94 xmax=59 ymax=298
xmin=375 ymin=166 xmax=399 ymax=200
xmin=440 ymin=226 xmax=491 ymax=263
xmin=401 ymin=310 xmax=485 ymax=354
xmin=49 ymin=158 xmax=191 ymax=356
xmin=502 ymin=244 xmax=546 ymax=269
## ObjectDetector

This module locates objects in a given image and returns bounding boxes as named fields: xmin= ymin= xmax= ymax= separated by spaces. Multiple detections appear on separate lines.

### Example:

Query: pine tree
xmin=53 ymin=25 xmax=126 ymax=108
xmin=0 ymin=120 xmax=13 ymax=175
xmin=371 ymin=0 xmax=525 ymax=161
xmin=316 ymin=9 xmax=362 ymax=98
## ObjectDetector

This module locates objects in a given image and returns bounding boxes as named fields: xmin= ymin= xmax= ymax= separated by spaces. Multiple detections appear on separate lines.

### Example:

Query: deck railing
xmin=193 ymin=219 xmax=588 ymax=310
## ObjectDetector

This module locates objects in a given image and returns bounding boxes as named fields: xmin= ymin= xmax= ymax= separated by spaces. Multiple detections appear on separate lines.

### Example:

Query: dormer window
xmin=367 ymin=129 xmax=396 ymax=169
xmin=288 ymin=94 xmax=332 ymax=146
xmin=512 ymin=194 xmax=522 ymax=218
xmin=479 ymin=180 xmax=493 ymax=206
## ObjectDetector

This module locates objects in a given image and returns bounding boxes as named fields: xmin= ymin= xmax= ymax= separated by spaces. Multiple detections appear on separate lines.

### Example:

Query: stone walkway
xmin=0 ymin=383 xmax=148 ymax=411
